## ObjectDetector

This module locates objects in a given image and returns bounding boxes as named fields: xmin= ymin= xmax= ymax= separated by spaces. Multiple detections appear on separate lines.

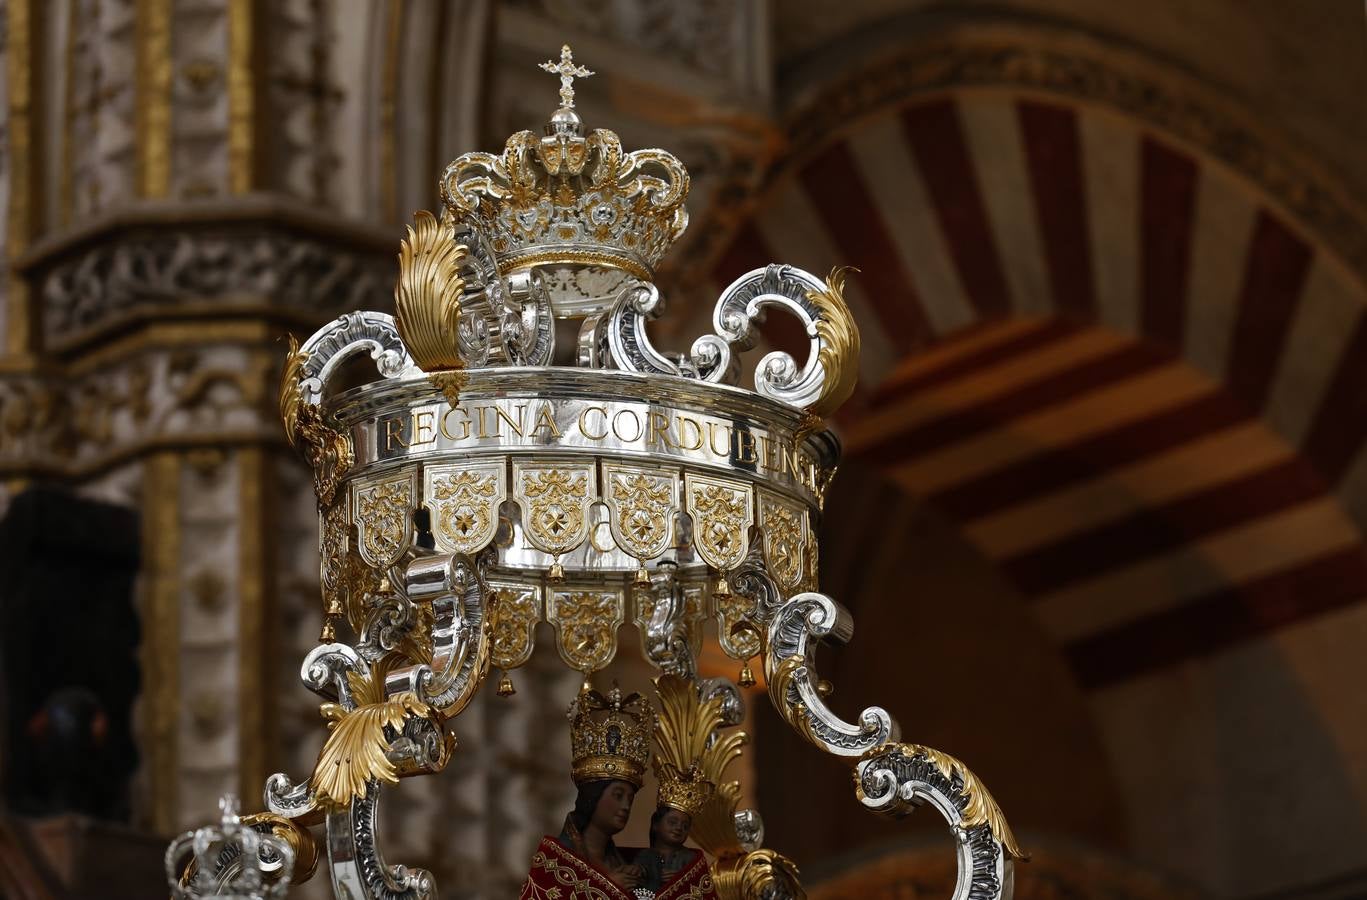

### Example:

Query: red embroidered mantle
xmin=519 ymin=837 xmax=718 ymax=900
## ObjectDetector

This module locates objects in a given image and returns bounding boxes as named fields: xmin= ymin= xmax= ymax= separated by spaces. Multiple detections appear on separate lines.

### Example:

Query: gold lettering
xmin=780 ymin=445 xmax=801 ymax=478
xmin=579 ymin=406 xmax=609 ymax=440
xmin=532 ymin=404 xmax=563 ymax=438
xmin=647 ymin=411 xmax=674 ymax=449
xmin=612 ymin=409 xmax=643 ymax=442
xmin=412 ymin=411 xmax=436 ymax=446
xmin=474 ymin=405 xmax=492 ymax=438
xmin=707 ymin=422 xmax=731 ymax=456
xmin=736 ymin=429 xmax=758 ymax=464
xmin=384 ymin=417 xmax=408 ymax=450
xmin=494 ymin=404 xmax=526 ymax=438
xmin=676 ymin=416 xmax=704 ymax=451
xmin=440 ymin=406 xmax=471 ymax=440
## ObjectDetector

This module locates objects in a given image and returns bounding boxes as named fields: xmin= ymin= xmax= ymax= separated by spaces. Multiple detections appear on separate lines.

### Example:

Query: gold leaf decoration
xmin=859 ymin=743 xmax=1026 ymax=861
xmin=279 ymin=334 xmax=353 ymax=505
xmin=394 ymin=209 xmax=467 ymax=371
xmin=309 ymin=660 xmax=433 ymax=809
xmin=804 ymin=266 xmax=861 ymax=420
xmin=903 ymin=743 xmax=1027 ymax=861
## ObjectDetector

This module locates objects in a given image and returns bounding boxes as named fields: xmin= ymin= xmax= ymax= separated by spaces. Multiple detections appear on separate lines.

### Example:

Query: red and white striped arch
xmin=710 ymin=88 xmax=1367 ymax=692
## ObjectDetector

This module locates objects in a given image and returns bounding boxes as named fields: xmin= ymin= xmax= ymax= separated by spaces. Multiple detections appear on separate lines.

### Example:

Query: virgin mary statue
xmin=518 ymin=685 xmax=717 ymax=900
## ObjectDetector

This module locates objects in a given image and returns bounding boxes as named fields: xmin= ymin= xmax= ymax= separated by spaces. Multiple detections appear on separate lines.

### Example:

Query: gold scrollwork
xmin=513 ymin=460 xmax=596 ymax=557
xmin=425 ymin=461 xmax=506 ymax=555
xmin=280 ymin=336 xmax=354 ymax=505
xmin=684 ymin=474 xmax=753 ymax=572
xmin=487 ymin=582 xmax=541 ymax=671
xmin=603 ymin=463 xmax=676 ymax=563
xmin=758 ymin=491 xmax=808 ymax=594
xmin=547 ymin=588 xmax=624 ymax=673
xmin=351 ymin=473 xmax=416 ymax=569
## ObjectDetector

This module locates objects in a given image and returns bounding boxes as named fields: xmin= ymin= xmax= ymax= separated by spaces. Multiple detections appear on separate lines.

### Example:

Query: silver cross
xmin=539 ymin=44 xmax=593 ymax=110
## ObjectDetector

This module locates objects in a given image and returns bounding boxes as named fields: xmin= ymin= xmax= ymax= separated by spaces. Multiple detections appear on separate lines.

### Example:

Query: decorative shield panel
xmin=486 ymin=580 xmax=541 ymax=671
xmin=512 ymin=459 xmax=597 ymax=557
xmin=683 ymin=473 xmax=753 ymax=572
xmin=424 ymin=460 xmax=506 ymax=555
xmin=546 ymin=588 xmax=624 ymax=673
xmin=602 ymin=463 xmax=677 ymax=563
xmin=350 ymin=472 xmax=417 ymax=568
xmin=758 ymin=490 xmax=809 ymax=595
xmin=715 ymin=587 xmax=762 ymax=661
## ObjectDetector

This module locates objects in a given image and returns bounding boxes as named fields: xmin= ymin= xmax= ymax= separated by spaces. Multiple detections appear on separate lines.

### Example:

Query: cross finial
xmin=539 ymin=44 xmax=593 ymax=110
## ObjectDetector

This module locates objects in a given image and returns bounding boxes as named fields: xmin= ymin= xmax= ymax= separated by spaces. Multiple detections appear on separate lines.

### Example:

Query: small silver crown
xmin=165 ymin=795 xmax=294 ymax=900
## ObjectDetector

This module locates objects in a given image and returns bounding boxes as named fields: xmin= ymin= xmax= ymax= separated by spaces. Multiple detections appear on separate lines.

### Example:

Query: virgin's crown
xmin=438 ymin=45 xmax=689 ymax=287
xmin=568 ymin=684 xmax=656 ymax=788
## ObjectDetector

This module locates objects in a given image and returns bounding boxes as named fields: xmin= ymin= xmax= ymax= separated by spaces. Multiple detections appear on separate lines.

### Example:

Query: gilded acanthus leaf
xmin=394 ymin=209 xmax=467 ymax=371
xmin=310 ymin=659 xmax=432 ymax=809
xmin=804 ymin=266 xmax=861 ymax=420
xmin=278 ymin=333 xmax=353 ymax=505
xmin=901 ymin=743 xmax=1026 ymax=861
xmin=279 ymin=333 xmax=307 ymax=450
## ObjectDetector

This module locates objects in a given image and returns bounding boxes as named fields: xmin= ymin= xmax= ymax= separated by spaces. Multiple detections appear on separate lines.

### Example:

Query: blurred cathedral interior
xmin=2 ymin=0 xmax=1367 ymax=898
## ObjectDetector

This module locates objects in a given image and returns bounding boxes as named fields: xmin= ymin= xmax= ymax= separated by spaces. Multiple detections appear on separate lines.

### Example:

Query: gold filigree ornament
xmin=684 ymin=473 xmax=754 ymax=575
xmin=804 ymin=266 xmax=861 ymax=422
xmin=280 ymin=335 xmax=354 ymax=505
xmin=351 ymin=473 xmax=417 ymax=569
xmin=310 ymin=658 xmax=451 ymax=810
xmin=424 ymin=461 xmax=506 ymax=555
xmin=547 ymin=588 xmax=624 ymax=675
xmin=513 ymin=460 xmax=596 ymax=579
xmin=758 ymin=490 xmax=809 ymax=595
xmin=318 ymin=499 xmax=350 ymax=641
xmin=394 ymin=209 xmax=468 ymax=372
xmin=603 ymin=463 xmax=677 ymax=581
xmin=715 ymin=588 xmax=763 ymax=662
xmin=857 ymin=743 xmax=1027 ymax=862
xmin=487 ymin=581 xmax=541 ymax=671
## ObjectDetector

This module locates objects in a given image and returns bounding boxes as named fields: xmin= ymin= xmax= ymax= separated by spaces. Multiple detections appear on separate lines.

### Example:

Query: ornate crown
xmin=569 ymin=684 xmax=656 ymax=787
xmin=656 ymin=762 xmax=716 ymax=818
xmin=438 ymin=45 xmax=689 ymax=285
